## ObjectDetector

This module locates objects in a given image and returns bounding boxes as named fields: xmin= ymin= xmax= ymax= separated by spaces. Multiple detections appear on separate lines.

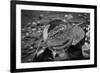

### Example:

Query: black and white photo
xmin=11 ymin=1 xmax=97 ymax=72
xmin=21 ymin=10 xmax=90 ymax=62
